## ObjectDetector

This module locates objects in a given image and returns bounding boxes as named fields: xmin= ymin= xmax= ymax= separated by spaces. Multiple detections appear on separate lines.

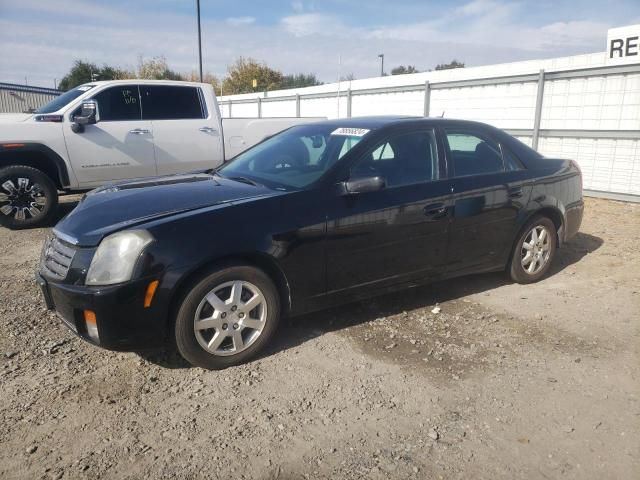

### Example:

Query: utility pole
xmin=196 ymin=0 xmax=203 ymax=82
xmin=378 ymin=53 xmax=385 ymax=77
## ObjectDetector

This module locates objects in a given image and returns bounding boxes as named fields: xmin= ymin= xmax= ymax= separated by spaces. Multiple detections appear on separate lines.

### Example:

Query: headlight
xmin=86 ymin=230 xmax=153 ymax=286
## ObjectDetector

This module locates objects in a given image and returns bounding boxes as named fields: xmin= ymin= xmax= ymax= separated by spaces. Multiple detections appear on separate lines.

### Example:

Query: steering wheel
xmin=260 ymin=154 xmax=303 ymax=173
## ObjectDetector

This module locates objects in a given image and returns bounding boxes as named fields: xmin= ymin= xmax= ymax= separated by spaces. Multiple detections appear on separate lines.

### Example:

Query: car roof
xmin=308 ymin=116 xmax=497 ymax=131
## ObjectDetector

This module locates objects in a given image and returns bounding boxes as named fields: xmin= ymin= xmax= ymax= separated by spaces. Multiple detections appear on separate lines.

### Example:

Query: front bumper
xmin=36 ymin=272 xmax=168 ymax=351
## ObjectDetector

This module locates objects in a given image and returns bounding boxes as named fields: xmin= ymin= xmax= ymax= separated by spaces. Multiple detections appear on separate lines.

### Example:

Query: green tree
xmin=280 ymin=73 xmax=323 ymax=89
xmin=391 ymin=65 xmax=419 ymax=75
xmin=58 ymin=60 xmax=129 ymax=90
xmin=221 ymin=57 xmax=283 ymax=94
xmin=184 ymin=71 xmax=221 ymax=92
xmin=136 ymin=56 xmax=183 ymax=80
xmin=434 ymin=59 xmax=465 ymax=71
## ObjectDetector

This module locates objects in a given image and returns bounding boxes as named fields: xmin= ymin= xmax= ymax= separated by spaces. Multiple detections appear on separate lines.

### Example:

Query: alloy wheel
xmin=193 ymin=280 xmax=267 ymax=356
xmin=0 ymin=177 xmax=47 ymax=221
xmin=521 ymin=225 xmax=552 ymax=275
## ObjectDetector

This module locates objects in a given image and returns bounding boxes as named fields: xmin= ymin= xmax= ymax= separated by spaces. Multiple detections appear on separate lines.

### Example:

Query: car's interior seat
xmin=473 ymin=141 xmax=503 ymax=174
xmin=387 ymin=136 xmax=433 ymax=186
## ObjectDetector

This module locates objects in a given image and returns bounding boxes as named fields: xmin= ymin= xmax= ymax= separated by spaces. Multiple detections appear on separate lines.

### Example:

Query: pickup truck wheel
xmin=509 ymin=215 xmax=557 ymax=284
xmin=174 ymin=265 xmax=280 ymax=370
xmin=0 ymin=165 xmax=58 ymax=229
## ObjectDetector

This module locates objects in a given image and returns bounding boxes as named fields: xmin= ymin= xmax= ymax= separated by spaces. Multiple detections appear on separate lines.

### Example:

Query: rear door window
xmin=140 ymin=86 xmax=205 ymax=120
xmin=445 ymin=130 xmax=504 ymax=177
xmin=92 ymin=85 xmax=141 ymax=121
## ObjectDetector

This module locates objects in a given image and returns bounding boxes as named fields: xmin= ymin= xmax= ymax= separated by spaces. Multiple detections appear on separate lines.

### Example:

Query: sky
xmin=1 ymin=0 xmax=639 ymax=88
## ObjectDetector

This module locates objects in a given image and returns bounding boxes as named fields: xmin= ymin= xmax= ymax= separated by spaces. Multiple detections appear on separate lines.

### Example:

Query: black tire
xmin=175 ymin=264 xmax=280 ymax=370
xmin=509 ymin=215 xmax=557 ymax=284
xmin=0 ymin=165 xmax=58 ymax=229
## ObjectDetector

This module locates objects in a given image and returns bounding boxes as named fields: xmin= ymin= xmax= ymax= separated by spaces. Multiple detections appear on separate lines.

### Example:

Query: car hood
xmin=0 ymin=113 xmax=33 ymax=123
xmin=55 ymin=173 xmax=280 ymax=246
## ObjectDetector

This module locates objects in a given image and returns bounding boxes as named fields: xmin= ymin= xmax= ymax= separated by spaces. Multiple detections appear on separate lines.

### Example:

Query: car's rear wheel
xmin=174 ymin=265 xmax=280 ymax=369
xmin=509 ymin=216 xmax=557 ymax=284
xmin=0 ymin=165 xmax=58 ymax=229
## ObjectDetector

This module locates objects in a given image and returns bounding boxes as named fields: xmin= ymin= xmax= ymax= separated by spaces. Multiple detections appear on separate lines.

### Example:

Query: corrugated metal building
xmin=0 ymin=82 xmax=61 ymax=113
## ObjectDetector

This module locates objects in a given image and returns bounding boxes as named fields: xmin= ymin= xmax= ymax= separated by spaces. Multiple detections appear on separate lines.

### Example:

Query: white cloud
xmin=0 ymin=0 xmax=624 ymax=88
xmin=280 ymin=13 xmax=344 ymax=36
xmin=9 ymin=0 xmax=129 ymax=22
xmin=225 ymin=16 xmax=256 ymax=26
xmin=455 ymin=0 xmax=508 ymax=16
xmin=537 ymin=20 xmax=609 ymax=47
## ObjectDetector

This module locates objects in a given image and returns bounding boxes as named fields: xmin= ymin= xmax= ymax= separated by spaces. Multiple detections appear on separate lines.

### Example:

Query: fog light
xmin=144 ymin=280 xmax=159 ymax=308
xmin=84 ymin=310 xmax=99 ymax=342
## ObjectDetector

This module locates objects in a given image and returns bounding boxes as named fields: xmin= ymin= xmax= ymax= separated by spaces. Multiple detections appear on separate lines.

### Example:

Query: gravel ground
xmin=0 ymin=196 xmax=638 ymax=480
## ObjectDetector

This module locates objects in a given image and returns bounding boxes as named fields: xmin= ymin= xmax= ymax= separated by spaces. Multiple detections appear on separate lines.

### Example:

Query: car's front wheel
xmin=509 ymin=215 xmax=557 ymax=283
xmin=174 ymin=265 xmax=280 ymax=369
xmin=0 ymin=165 xmax=58 ymax=229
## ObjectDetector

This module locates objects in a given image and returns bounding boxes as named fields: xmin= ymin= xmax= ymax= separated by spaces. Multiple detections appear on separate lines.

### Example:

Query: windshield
xmin=35 ymin=85 xmax=95 ymax=113
xmin=217 ymin=124 xmax=371 ymax=189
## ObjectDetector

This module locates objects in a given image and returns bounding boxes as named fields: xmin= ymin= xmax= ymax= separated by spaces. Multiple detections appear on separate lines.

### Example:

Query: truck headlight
xmin=86 ymin=230 xmax=153 ymax=286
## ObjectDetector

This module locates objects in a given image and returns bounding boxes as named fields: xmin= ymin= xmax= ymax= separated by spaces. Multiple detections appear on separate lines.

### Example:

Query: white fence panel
xmin=300 ymin=96 xmax=347 ymax=119
xmin=539 ymin=137 xmax=640 ymax=195
xmin=542 ymin=74 xmax=640 ymax=130
xmin=230 ymin=102 xmax=259 ymax=118
xmin=430 ymin=82 xmax=537 ymax=128
xmin=352 ymin=91 xmax=424 ymax=117
xmin=262 ymin=99 xmax=296 ymax=117
xmin=218 ymin=54 xmax=640 ymax=199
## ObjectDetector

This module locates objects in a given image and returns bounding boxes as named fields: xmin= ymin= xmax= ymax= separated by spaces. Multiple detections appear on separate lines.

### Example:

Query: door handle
xmin=508 ymin=187 xmax=523 ymax=198
xmin=199 ymin=126 xmax=218 ymax=134
xmin=424 ymin=203 xmax=447 ymax=218
xmin=129 ymin=128 xmax=150 ymax=135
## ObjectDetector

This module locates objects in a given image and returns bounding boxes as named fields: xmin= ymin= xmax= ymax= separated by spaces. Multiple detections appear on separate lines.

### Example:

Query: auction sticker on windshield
xmin=331 ymin=127 xmax=370 ymax=137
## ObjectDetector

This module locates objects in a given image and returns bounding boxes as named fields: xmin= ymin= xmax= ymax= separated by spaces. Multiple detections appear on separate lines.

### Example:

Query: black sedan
xmin=37 ymin=117 xmax=584 ymax=369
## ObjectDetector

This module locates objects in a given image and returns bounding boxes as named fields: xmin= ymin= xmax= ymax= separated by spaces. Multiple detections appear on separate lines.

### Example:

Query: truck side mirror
xmin=72 ymin=100 xmax=100 ymax=133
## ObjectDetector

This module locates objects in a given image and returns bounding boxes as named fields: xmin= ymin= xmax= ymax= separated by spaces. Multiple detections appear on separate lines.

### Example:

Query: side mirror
xmin=72 ymin=100 xmax=100 ymax=132
xmin=341 ymin=176 xmax=386 ymax=195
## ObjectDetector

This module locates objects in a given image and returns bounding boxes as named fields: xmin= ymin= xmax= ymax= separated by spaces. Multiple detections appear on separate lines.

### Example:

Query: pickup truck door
xmin=139 ymin=85 xmax=223 ymax=175
xmin=62 ymin=84 xmax=156 ymax=186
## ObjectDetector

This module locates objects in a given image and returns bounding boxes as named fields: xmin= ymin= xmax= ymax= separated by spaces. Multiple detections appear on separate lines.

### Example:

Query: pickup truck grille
xmin=41 ymin=236 xmax=76 ymax=280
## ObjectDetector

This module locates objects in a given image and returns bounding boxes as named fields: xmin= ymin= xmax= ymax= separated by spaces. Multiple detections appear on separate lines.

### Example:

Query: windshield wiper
xmin=227 ymin=176 xmax=261 ymax=186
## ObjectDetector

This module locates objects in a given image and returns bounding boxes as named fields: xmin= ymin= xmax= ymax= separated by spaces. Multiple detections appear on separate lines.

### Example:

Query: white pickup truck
xmin=0 ymin=80 xmax=321 ymax=228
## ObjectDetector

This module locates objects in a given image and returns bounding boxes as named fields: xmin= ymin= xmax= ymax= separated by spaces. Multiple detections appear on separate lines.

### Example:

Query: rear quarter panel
xmin=523 ymin=158 xmax=584 ymax=244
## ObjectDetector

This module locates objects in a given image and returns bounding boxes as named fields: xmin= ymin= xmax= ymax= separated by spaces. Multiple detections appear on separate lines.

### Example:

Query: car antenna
xmin=440 ymin=111 xmax=445 ymax=117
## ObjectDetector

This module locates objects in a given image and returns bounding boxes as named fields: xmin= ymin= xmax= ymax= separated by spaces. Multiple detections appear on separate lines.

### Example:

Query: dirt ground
xmin=0 ymin=196 xmax=638 ymax=480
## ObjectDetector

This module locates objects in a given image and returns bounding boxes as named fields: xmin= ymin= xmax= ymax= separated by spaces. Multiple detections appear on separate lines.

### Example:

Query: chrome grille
xmin=41 ymin=236 xmax=76 ymax=280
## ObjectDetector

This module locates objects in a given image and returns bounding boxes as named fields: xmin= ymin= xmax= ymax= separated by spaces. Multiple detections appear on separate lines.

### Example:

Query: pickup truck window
xmin=35 ymin=85 xmax=95 ymax=114
xmin=140 ymin=86 xmax=205 ymax=120
xmin=92 ymin=85 xmax=142 ymax=121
